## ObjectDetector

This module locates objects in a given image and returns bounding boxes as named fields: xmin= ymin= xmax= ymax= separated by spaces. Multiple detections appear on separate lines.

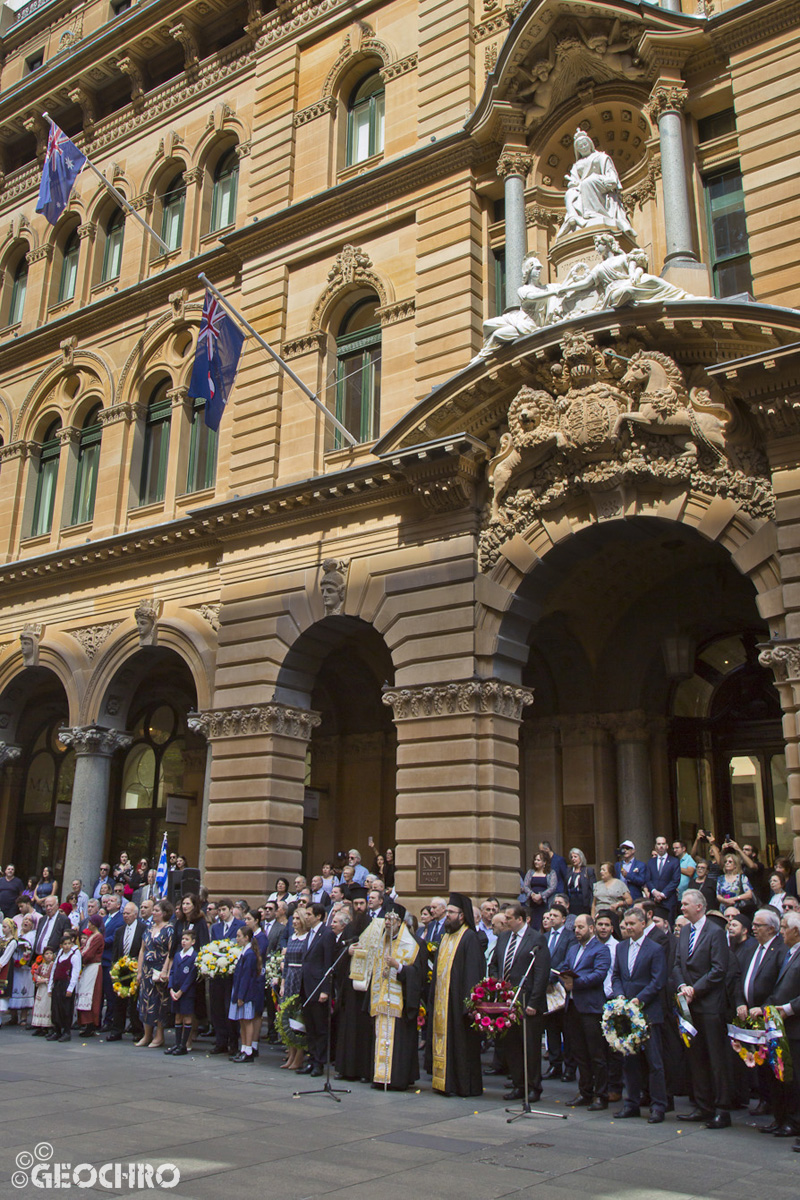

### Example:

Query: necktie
xmin=503 ymin=933 xmax=518 ymax=978
xmin=573 ymin=945 xmax=584 ymax=969
xmin=628 ymin=939 xmax=640 ymax=971
xmin=688 ymin=923 xmax=697 ymax=955
xmin=549 ymin=930 xmax=558 ymax=951
xmin=747 ymin=944 xmax=766 ymax=1002
xmin=124 ymin=925 xmax=134 ymax=955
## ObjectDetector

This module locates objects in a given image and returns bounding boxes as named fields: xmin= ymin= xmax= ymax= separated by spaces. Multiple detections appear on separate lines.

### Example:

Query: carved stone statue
xmin=20 ymin=622 xmax=44 ymax=667
xmin=556 ymin=130 xmax=635 ymax=240
xmin=613 ymin=350 xmax=731 ymax=459
xmin=134 ymin=599 xmax=161 ymax=646
xmin=561 ymin=235 xmax=692 ymax=312
xmin=319 ymin=559 xmax=348 ymax=615
xmin=471 ymin=255 xmax=564 ymax=365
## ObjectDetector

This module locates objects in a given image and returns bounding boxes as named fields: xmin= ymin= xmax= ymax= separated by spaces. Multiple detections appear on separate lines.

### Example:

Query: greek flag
xmin=36 ymin=121 xmax=87 ymax=225
xmin=188 ymin=290 xmax=245 ymax=432
xmin=154 ymin=833 xmax=169 ymax=899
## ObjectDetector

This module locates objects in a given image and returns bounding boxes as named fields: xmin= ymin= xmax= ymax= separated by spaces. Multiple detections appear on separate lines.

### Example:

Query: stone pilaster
xmin=197 ymin=702 xmax=321 ymax=898
xmin=497 ymin=148 xmax=533 ymax=310
xmin=187 ymin=713 xmax=213 ymax=880
xmin=382 ymin=680 xmax=533 ymax=901
xmin=605 ymin=711 xmax=655 ymax=856
xmin=58 ymin=726 xmax=133 ymax=889
xmin=559 ymin=715 xmax=617 ymax=864
xmin=758 ymin=641 xmax=800 ymax=875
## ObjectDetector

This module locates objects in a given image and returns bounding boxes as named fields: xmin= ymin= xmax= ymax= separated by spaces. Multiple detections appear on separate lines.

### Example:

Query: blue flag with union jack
xmin=36 ymin=121 xmax=87 ymax=226
xmin=189 ymin=290 xmax=245 ymax=431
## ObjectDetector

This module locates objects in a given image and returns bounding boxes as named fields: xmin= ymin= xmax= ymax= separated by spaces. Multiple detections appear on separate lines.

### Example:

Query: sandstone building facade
xmin=0 ymin=0 xmax=799 ymax=904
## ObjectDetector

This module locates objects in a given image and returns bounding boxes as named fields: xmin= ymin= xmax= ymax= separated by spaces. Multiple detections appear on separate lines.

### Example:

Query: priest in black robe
xmin=424 ymin=892 xmax=485 ymax=1096
xmin=333 ymin=897 xmax=374 ymax=1081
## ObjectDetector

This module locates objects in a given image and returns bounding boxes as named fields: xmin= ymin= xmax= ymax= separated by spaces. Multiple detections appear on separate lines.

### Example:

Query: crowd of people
xmin=0 ymin=833 xmax=799 ymax=1153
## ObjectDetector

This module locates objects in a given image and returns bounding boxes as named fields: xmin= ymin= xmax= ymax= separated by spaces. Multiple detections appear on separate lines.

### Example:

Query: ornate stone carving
xmin=0 ymin=743 xmax=22 ymax=766
xmin=376 ymin=298 xmax=415 ymax=325
xmin=169 ymin=288 xmax=188 ymax=322
xmin=134 ymin=598 xmax=162 ymax=646
xmin=382 ymin=680 xmax=534 ymax=722
xmin=294 ymin=97 xmax=336 ymax=127
xmin=58 ymin=726 xmax=133 ymax=755
xmin=68 ymin=85 xmax=97 ymax=140
xmin=759 ymin=641 xmax=800 ymax=683
xmin=310 ymin=246 xmax=388 ymax=329
xmin=282 ymin=330 xmax=327 ymax=360
xmin=526 ymin=204 xmax=560 ymax=230
xmin=485 ymin=44 xmax=498 ymax=77
xmin=319 ymin=558 xmax=348 ymax=615
xmin=647 ymin=87 xmax=688 ymax=122
xmin=26 ymin=245 xmax=52 ymax=264
xmin=73 ymin=622 xmax=120 ymax=660
xmin=114 ymin=55 xmax=146 ymax=111
xmin=60 ymin=336 xmax=78 ymax=364
xmin=98 ymin=401 xmax=147 ymax=427
xmin=20 ymin=622 xmax=44 ymax=666
xmin=480 ymin=332 xmax=772 ymax=567
xmin=191 ymin=603 xmax=220 ymax=630
xmin=556 ymin=129 xmax=634 ymax=240
xmin=472 ymin=255 xmax=564 ymax=366
xmin=496 ymin=149 xmax=533 ymax=181
xmin=191 ymin=704 xmax=322 ymax=740
xmin=381 ymin=53 xmax=418 ymax=82
xmin=166 ymin=21 xmax=201 ymax=77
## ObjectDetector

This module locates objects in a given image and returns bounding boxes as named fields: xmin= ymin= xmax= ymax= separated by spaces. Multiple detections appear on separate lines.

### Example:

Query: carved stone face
xmin=575 ymin=135 xmax=595 ymax=158
xmin=320 ymin=579 xmax=344 ymax=615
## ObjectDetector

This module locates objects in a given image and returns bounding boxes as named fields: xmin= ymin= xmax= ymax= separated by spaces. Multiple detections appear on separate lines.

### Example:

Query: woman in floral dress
xmin=136 ymin=900 xmax=174 ymax=1048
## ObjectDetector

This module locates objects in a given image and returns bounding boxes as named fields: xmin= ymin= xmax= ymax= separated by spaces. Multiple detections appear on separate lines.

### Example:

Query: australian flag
xmin=36 ymin=121 xmax=87 ymax=225
xmin=189 ymin=290 xmax=245 ymax=431
xmin=154 ymin=832 xmax=169 ymax=900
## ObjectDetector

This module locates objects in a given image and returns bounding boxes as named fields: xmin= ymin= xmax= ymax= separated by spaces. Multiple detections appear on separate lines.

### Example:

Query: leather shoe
xmin=566 ymin=1094 xmax=592 ymax=1107
xmin=614 ymin=1107 xmax=641 ymax=1118
xmin=231 ymin=1051 xmax=253 ymax=1063
xmin=759 ymin=1120 xmax=781 ymax=1134
xmin=750 ymin=1100 xmax=770 ymax=1117
xmin=296 ymin=1062 xmax=314 ymax=1074
xmin=705 ymin=1112 xmax=731 ymax=1130
xmin=648 ymin=1111 xmax=665 ymax=1124
xmin=484 ymin=1066 xmax=506 ymax=1076
xmin=773 ymin=1124 xmax=799 ymax=1138
xmin=528 ymin=1091 xmax=542 ymax=1103
xmin=45 ymin=1031 xmax=59 ymax=1041
xmin=504 ymin=1087 xmax=525 ymax=1101
xmin=588 ymin=1099 xmax=608 ymax=1112
xmin=163 ymin=1046 xmax=178 ymax=1055
xmin=542 ymin=1066 xmax=562 ymax=1080
xmin=309 ymin=1066 xmax=324 ymax=1077
xmin=171 ymin=1046 xmax=188 ymax=1056
xmin=105 ymin=1032 xmax=122 ymax=1042
xmin=209 ymin=1046 xmax=229 ymax=1055
xmin=562 ymin=1070 xmax=577 ymax=1082
xmin=57 ymin=1033 xmax=71 ymax=1042
xmin=677 ymin=1109 xmax=713 ymax=1123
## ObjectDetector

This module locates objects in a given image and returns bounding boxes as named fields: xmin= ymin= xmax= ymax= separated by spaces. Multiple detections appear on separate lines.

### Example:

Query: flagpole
xmin=42 ymin=111 xmax=172 ymax=256
xmin=198 ymin=272 xmax=358 ymax=448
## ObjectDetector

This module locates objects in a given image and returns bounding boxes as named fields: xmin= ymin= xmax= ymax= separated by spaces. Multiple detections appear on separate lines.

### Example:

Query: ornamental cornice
xmin=647 ymin=86 xmax=688 ymax=122
xmin=382 ymin=680 xmax=533 ymax=721
xmin=58 ymin=725 xmax=133 ymax=756
xmin=190 ymin=704 xmax=322 ymax=740
xmin=758 ymin=641 xmax=800 ymax=684
xmin=497 ymin=149 xmax=533 ymax=181
xmin=380 ymin=53 xmax=418 ymax=82
xmin=282 ymin=330 xmax=327 ymax=359
xmin=293 ymin=97 xmax=336 ymax=127
xmin=376 ymin=298 xmax=415 ymax=326
xmin=97 ymin=401 xmax=147 ymax=426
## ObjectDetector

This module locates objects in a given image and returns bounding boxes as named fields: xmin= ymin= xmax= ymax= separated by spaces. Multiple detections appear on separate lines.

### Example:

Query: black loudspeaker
xmin=180 ymin=869 xmax=202 ymax=896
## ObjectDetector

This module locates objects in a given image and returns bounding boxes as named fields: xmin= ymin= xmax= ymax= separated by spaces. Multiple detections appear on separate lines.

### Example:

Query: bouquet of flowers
xmin=601 ymin=996 xmax=650 ymax=1056
xmin=264 ymin=950 xmax=283 ymax=994
xmin=276 ymin=993 xmax=307 ymax=1050
xmin=417 ymin=1001 xmax=427 ymax=1031
xmin=110 ymin=955 xmax=139 ymax=999
xmin=197 ymin=939 xmax=243 ymax=978
xmin=465 ymin=976 xmax=521 ymax=1038
xmin=728 ymin=1013 xmax=769 ymax=1068
xmin=13 ymin=942 xmax=33 ymax=968
xmin=764 ymin=1006 xmax=793 ymax=1083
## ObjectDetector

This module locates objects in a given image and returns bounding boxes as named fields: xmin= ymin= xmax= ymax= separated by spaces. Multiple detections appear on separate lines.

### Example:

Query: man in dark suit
xmin=612 ymin=906 xmax=668 ymax=1122
xmin=563 ymin=913 xmax=611 ymax=1110
xmin=422 ymin=897 xmax=447 ymax=945
xmin=643 ymin=837 xmax=682 ymax=920
xmin=106 ymin=901 xmax=145 ymax=1040
xmin=100 ymin=895 xmax=125 ymax=1029
xmin=299 ymin=902 xmax=336 ymax=1077
xmin=543 ymin=903 xmax=576 ymax=1080
xmin=209 ymin=899 xmax=244 ymax=1055
xmin=540 ymin=842 xmax=568 ymax=892
xmin=261 ymin=900 xmax=288 ymax=1040
xmin=33 ymin=895 xmax=71 ymax=954
xmin=614 ymin=841 xmax=648 ymax=901
xmin=757 ymin=911 xmax=800 ymax=1143
xmin=489 ymin=903 xmax=550 ymax=1102
xmin=672 ymin=888 xmax=733 ymax=1128
xmin=736 ymin=907 xmax=784 ymax=1115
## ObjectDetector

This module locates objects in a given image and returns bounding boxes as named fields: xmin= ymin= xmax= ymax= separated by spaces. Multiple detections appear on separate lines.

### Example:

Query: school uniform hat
xmin=447 ymin=893 xmax=475 ymax=930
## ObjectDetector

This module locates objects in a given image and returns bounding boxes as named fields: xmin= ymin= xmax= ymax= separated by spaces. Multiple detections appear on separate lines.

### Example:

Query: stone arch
xmin=116 ymin=305 xmax=204 ymax=405
xmin=140 ymin=142 xmax=189 ymax=200
xmin=0 ymin=215 xmax=38 ymax=259
xmin=321 ymin=30 xmax=394 ymax=100
xmin=0 ymin=390 xmax=13 ymax=441
xmin=80 ymin=608 xmax=216 ymax=728
xmin=309 ymin=244 xmax=393 ymax=332
xmin=14 ymin=350 xmax=115 ymax=440
xmin=0 ymin=632 xmax=86 ymax=735
xmin=191 ymin=107 xmax=250 ymax=168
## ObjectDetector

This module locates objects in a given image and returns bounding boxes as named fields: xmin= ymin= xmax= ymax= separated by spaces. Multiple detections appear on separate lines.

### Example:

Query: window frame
xmin=31 ymin=419 xmax=62 ymax=538
xmin=345 ymin=73 xmax=385 ymax=167
xmin=58 ymin=230 xmax=80 ymax=303
xmin=138 ymin=386 xmax=172 ymax=506
xmin=185 ymin=395 xmax=218 ymax=494
xmin=70 ymin=405 xmax=103 ymax=526
xmin=160 ymin=173 xmax=186 ymax=253
xmin=8 ymin=256 xmax=28 ymax=325
xmin=209 ymin=148 xmax=239 ymax=233
xmin=702 ymin=163 xmax=753 ymax=299
xmin=101 ymin=210 xmax=125 ymax=283
xmin=334 ymin=300 xmax=382 ymax=447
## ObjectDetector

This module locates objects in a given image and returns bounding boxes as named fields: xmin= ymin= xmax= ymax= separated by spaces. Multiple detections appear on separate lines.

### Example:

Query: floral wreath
xmin=729 ymin=1007 xmax=793 ymax=1080
xmin=465 ymin=976 xmax=521 ymax=1037
xmin=601 ymin=997 xmax=650 ymax=1056
xmin=197 ymin=939 xmax=242 ymax=978
xmin=276 ymin=993 xmax=308 ymax=1050
xmin=110 ymin=955 xmax=139 ymax=999
xmin=264 ymin=950 xmax=284 ymax=999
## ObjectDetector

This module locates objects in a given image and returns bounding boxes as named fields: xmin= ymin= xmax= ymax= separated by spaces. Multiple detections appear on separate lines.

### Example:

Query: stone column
xmin=187 ymin=714 xmax=213 ymax=880
xmin=195 ymin=703 xmax=321 ymax=899
xmin=647 ymin=86 xmax=710 ymax=293
xmin=497 ymin=149 xmax=533 ymax=310
xmin=0 ymin=749 xmax=24 ymax=868
xmin=0 ymin=441 xmax=34 ymax=561
xmin=758 ymin=642 xmax=800 ymax=880
xmin=59 ymin=726 xmax=133 ymax=890
xmin=559 ymin=716 xmax=617 ymax=864
xmin=608 ymin=711 xmax=655 ymax=855
xmin=382 ymin=680 xmax=533 ymax=903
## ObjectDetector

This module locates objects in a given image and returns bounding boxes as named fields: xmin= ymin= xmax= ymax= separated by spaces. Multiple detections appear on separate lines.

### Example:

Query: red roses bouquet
xmin=466 ymin=976 xmax=522 ymax=1038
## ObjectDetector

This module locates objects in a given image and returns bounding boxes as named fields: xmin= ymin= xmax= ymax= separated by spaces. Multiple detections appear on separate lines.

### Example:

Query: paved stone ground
xmin=0 ymin=1027 xmax=797 ymax=1199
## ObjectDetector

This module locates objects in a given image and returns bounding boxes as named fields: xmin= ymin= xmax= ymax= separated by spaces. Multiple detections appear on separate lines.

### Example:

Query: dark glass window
xmin=704 ymin=166 xmax=753 ymax=298
xmin=334 ymin=300 xmax=381 ymax=446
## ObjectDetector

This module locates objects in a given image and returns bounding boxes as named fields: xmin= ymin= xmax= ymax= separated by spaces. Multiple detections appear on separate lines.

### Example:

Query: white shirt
xmin=743 ymin=936 xmax=775 ymax=1004
xmin=781 ymin=945 xmax=800 ymax=1017
xmin=123 ymin=922 xmax=136 ymax=956
xmin=47 ymin=947 xmax=81 ymax=993
xmin=601 ymin=936 xmax=618 ymax=998
xmin=627 ymin=933 xmax=646 ymax=970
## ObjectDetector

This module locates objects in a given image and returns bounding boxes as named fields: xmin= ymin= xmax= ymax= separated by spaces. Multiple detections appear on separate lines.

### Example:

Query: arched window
xmin=8 ymin=257 xmax=28 ymax=324
xmin=101 ymin=209 xmax=125 ymax=282
xmin=210 ymin=148 xmax=239 ymax=232
xmin=58 ymin=230 xmax=80 ymax=302
xmin=71 ymin=404 xmax=102 ymax=525
xmin=335 ymin=298 xmax=381 ymax=445
xmin=138 ymin=382 xmax=171 ymax=506
xmin=185 ymin=395 xmax=217 ymax=494
xmin=31 ymin=419 xmax=62 ymax=537
xmin=346 ymin=73 xmax=385 ymax=167
xmin=160 ymin=173 xmax=186 ymax=252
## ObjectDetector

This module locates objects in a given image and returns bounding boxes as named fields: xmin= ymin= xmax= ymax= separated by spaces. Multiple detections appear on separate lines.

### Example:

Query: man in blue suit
xmin=101 ymin=895 xmax=125 ymax=1029
xmin=643 ymin=837 xmax=682 ymax=920
xmin=614 ymin=841 xmax=647 ymax=901
xmin=209 ymin=898 xmax=244 ymax=1055
xmin=299 ymin=903 xmax=337 ymax=1076
xmin=542 ymin=904 xmax=576 ymax=1080
xmin=611 ymin=906 xmax=669 ymax=1122
xmin=562 ymin=914 xmax=611 ymax=1109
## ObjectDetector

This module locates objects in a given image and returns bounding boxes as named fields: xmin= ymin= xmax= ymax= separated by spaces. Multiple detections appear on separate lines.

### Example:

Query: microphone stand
xmin=505 ymin=949 xmax=567 ymax=1124
xmin=294 ymin=942 xmax=352 ymax=1102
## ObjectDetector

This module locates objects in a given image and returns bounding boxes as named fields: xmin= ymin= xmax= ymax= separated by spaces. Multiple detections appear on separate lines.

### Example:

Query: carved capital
xmin=758 ymin=640 xmax=800 ymax=684
xmin=382 ymin=679 xmax=534 ymax=722
xmin=282 ymin=330 xmax=327 ymax=360
xmin=166 ymin=385 xmax=190 ymax=409
xmin=497 ymin=149 xmax=533 ymax=181
xmin=603 ymin=710 xmax=651 ymax=743
xmin=98 ymin=401 xmax=147 ymax=427
xmin=26 ymin=244 xmax=52 ymax=265
xmin=114 ymin=55 xmax=146 ymax=111
xmin=183 ymin=166 xmax=203 ymax=187
xmin=77 ymin=221 xmax=96 ymax=241
xmin=293 ymin=97 xmax=336 ymax=127
xmin=376 ymin=298 xmax=415 ymax=326
xmin=58 ymin=725 xmax=133 ymax=756
xmin=130 ymin=191 xmax=154 ymax=212
xmin=0 ymin=742 xmax=22 ymax=766
xmin=193 ymin=704 xmax=322 ymax=741
xmin=0 ymin=440 xmax=35 ymax=464
xmin=525 ymin=204 xmax=559 ymax=230
xmin=647 ymin=86 xmax=688 ymax=122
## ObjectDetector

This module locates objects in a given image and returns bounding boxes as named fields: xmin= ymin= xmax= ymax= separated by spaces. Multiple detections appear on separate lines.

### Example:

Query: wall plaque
xmin=416 ymin=848 xmax=449 ymax=892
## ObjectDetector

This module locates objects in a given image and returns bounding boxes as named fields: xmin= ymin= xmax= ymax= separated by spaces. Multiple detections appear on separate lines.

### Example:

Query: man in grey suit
xmin=33 ymin=895 xmax=71 ymax=954
xmin=672 ymin=888 xmax=733 ymax=1129
xmin=757 ymin=911 xmax=800 ymax=1144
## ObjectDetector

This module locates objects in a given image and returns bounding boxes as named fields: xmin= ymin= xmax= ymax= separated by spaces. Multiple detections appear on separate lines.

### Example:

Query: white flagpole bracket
xmin=198 ymin=272 xmax=358 ymax=448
